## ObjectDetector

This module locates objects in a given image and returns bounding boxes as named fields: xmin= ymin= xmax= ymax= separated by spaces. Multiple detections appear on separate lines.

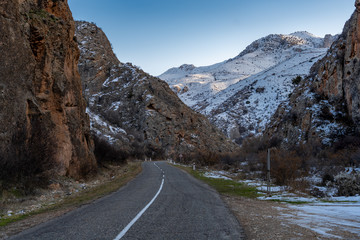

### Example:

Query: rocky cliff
xmin=265 ymin=3 xmax=360 ymax=147
xmin=75 ymin=21 xmax=237 ymax=159
xmin=0 ymin=0 xmax=96 ymax=182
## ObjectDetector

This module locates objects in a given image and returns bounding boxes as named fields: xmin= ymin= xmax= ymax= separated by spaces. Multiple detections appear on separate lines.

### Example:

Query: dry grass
xmin=0 ymin=162 xmax=142 ymax=228
xmin=174 ymin=165 xmax=260 ymax=199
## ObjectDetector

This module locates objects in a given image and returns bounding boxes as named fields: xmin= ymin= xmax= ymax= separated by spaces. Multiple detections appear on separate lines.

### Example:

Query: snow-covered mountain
xmin=160 ymin=32 xmax=335 ymax=143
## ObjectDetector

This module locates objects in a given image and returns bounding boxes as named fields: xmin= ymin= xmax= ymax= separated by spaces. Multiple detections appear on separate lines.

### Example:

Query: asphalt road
xmin=10 ymin=162 xmax=244 ymax=240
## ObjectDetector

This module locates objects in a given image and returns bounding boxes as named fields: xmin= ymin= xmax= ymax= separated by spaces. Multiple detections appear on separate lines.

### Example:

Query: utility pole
xmin=267 ymin=148 xmax=271 ymax=194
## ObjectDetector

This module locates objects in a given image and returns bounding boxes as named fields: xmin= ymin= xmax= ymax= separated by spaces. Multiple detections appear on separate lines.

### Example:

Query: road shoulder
xmin=0 ymin=162 xmax=142 ymax=239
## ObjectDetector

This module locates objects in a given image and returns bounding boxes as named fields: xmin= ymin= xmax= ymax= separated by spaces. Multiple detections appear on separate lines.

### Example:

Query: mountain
xmin=265 ymin=6 xmax=360 ymax=148
xmin=160 ymin=32 xmax=335 ymax=143
xmin=0 ymin=0 xmax=96 ymax=183
xmin=75 ymin=21 xmax=238 ymax=160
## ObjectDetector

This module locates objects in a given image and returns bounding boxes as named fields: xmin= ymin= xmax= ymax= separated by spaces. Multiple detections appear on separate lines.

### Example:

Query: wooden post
xmin=267 ymin=149 xmax=271 ymax=194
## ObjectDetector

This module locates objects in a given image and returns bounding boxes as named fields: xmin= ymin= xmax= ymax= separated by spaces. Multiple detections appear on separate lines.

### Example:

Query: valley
xmin=1 ymin=0 xmax=360 ymax=239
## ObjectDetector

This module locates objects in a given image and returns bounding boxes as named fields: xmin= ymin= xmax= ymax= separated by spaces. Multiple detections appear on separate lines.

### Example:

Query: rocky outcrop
xmin=356 ymin=0 xmax=360 ymax=11
xmin=323 ymin=34 xmax=336 ymax=48
xmin=75 ymin=21 xmax=237 ymax=158
xmin=0 ymin=0 xmax=96 ymax=181
xmin=265 ymin=5 xmax=360 ymax=147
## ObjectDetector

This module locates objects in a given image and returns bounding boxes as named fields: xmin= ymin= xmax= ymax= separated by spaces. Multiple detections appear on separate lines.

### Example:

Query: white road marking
xmin=154 ymin=162 xmax=162 ymax=171
xmin=114 ymin=163 xmax=165 ymax=240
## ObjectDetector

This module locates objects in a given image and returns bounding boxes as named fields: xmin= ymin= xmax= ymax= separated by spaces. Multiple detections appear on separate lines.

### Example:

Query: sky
xmin=69 ymin=0 xmax=355 ymax=76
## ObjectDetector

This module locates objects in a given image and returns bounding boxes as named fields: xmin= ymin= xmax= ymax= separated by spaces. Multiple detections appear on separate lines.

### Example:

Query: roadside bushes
xmin=220 ymin=152 xmax=241 ymax=166
xmin=196 ymin=152 xmax=221 ymax=166
xmin=292 ymin=76 xmax=302 ymax=85
xmin=171 ymin=132 xmax=360 ymax=196
xmin=0 ymin=121 xmax=54 ymax=193
xmin=233 ymin=133 xmax=360 ymax=195
xmin=231 ymin=135 xmax=311 ymax=187
xmin=265 ymin=149 xmax=304 ymax=186
xmin=144 ymin=145 xmax=165 ymax=160
xmin=130 ymin=141 xmax=145 ymax=160
xmin=334 ymin=171 xmax=360 ymax=196
xmin=93 ymin=135 xmax=128 ymax=165
xmin=175 ymin=151 xmax=221 ymax=166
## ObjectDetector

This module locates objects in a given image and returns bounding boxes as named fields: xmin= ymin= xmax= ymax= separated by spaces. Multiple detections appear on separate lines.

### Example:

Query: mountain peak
xmin=235 ymin=31 xmax=328 ymax=59
xmin=290 ymin=31 xmax=320 ymax=39
xmin=179 ymin=64 xmax=196 ymax=71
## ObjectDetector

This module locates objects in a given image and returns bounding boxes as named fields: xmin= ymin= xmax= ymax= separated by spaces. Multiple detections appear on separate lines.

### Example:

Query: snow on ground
xmin=245 ymin=178 xmax=360 ymax=239
xmin=171 ymin=161 xmax=360 ymax=239
xmin=201 ymin=168 xmax=360 ymax=239
xmin=203 ymin=171 xmax=232 ymax=180
xmin=279 ymin=202 xmax=360 ymax=239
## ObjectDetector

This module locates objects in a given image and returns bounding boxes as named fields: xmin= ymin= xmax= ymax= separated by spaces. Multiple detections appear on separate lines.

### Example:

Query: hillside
xmin=265 ymin=6 xmax=360 ymax=149
xmin=160 ymin=32 xmax=334 ymax=143
xmin=75 ymin=21 xmax=238 ymax=160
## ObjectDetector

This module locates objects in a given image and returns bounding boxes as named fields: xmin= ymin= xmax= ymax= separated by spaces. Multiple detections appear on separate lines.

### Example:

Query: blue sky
xmin=69 ymin=0 xmax=354 ymax=75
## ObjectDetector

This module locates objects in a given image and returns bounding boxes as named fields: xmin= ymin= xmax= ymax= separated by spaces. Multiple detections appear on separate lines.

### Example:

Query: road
xmin=10 ymin=162 xmax=244 ymax=240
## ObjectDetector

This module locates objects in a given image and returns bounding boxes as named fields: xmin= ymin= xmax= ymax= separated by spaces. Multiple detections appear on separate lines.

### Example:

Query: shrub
xmin=220 ymin=153 xmax=239 ymax=166
xmin=198 ymin=152 xmax=221 ymax=166
xmin=333 ymin=135 xmax=360 ymax=151
xmin=241 ymin=135 xmax=268 ymax=154
xmin=292 ymin=76 xmax=302 ymax=85
xmin=310 ymin=187 xmax=326 ymax=198
xmin=266 ymin=150 xmax=303 ymax=186
xmin=175 ymin=151 xmax=221 ymax=166
xmin=0 ymin=119 xmax=54 ymax=193
xmin=321 ymin=173 xmax=334 ymax=186
xmin=334 ymin=171 xmax=360 ymax=196
xmin=319 ymin=105 xmax=333 ymax=121
xmin=93 ymin=135 xmax=128 ymax=165
xmin=255 ymin=87 xmax=265 ymax=93
xmin=130 ymin=141 xmax=145 ymax=160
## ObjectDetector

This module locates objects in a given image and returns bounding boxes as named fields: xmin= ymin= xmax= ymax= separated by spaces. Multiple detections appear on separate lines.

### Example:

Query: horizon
xmin=69 ymin=0 xmax=355 ymax=76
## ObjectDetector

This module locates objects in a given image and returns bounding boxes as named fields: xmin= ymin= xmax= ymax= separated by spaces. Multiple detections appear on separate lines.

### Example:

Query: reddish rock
xmin=0 ymin=0 xmax=96 ymax=181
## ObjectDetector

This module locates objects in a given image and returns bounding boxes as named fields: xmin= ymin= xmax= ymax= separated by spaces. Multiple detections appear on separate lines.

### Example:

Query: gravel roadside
xmin=224 ymin=195 xmax=359 ymax=240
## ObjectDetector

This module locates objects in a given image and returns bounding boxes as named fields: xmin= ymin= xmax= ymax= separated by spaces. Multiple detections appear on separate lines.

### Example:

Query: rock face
xmin=265 ymin=7 xmax=360 ymax=147
xmin=75 ymin=21 xmax=237 ymax=158
xmin=356 ymin=0 xmax=360 ymax=12
xmin=0 ymin=0 xmax=96 ymax=181
xmin=323 ymin=34 xmax=336 ymax=48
